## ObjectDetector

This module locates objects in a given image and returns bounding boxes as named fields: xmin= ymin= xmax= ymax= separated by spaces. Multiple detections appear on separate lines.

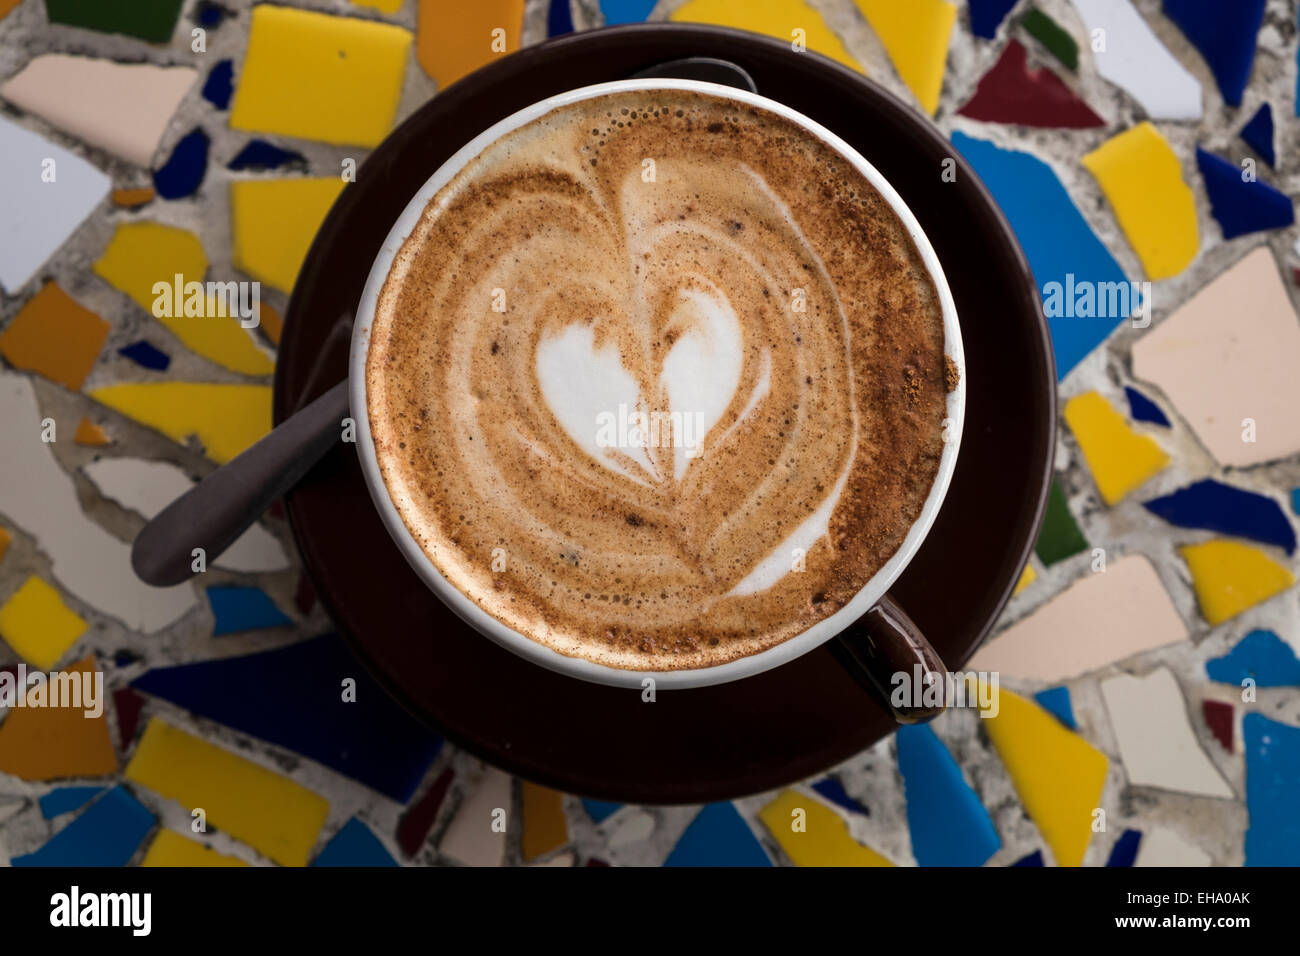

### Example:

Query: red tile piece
xmin=957 ymin=40 xmax=1104 ymax=128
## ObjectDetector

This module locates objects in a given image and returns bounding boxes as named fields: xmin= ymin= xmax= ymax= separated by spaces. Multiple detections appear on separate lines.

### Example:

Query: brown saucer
xmin=275 ymin=25 xmax=1055 ymax=804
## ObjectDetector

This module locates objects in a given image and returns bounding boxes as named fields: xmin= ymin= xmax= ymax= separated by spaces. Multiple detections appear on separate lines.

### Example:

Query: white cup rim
xmin=350 ymin=78 xmax=966 ymax=690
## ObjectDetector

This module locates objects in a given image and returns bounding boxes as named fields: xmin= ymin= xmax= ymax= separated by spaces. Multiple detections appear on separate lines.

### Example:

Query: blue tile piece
xmin=312 ymin=818 xmax=399 ymax=867
xmin=152 ymin=127 xmax=209 ymax=199
xmin=1196 ymin=147 xmax=1295 ymax=239
xmin=582 ymin=799 xmax=622 ymax=823
xmin=811 ymin=777 xmax=869 ymax=816
xmin=1033 ymin=686 xmax=1076 ymax=730
xmin=1206 ymin=630 xmax=1300 ymax=687
xmin=39 ymin=786 xmax=106 ymax=819
xmin=1012 ymin=849 xmax=1044 ymax=866
xmin=1239 ymin=102 xmax=1276 ymax=167
xmin=1163 ymin=0 xmax=1265 ymax=107
xmin=227 ymin=139 xmax=306 ymax=171
xmin=202 ymin=59 xmax=234 ymax=110
xmin=1124 ymin=385 xmax=1170 ymax=427
xmin=969 ymin=0 xmax=1018 ymax=38
xmin=663 ymin=803 xmax=771 ymax=867
xmin=952 ymin=131 xmax=1130 ymax=380
xmin=206 ymin=585 xmax=292 ymax=636
xmin=117 ymin=340 xmax=171 ymax=371
xmin=13 ymin=786 xmax=154 ymax=867
xmin=196 ymin=2 xmax=230 ymax=28
xmin=1106 ymin=829 xmax=1142 ymax=867
xmin=131 ymin=633 xmax=443 ymax=802
xmin=896 ymin=723 xmax=1001 ymax=867
xmin=599 ymin=0 xmax=655 ymax=25
xmin=1143 ymin=479 xmax=1296 ymax=555
xmin=1243 ymin=713 xmax=1300 ymax=865
xmin=1293 ymin=488 xmax=1300 ymax=516
xmin=547 ymin=0 xmax=574 ymax=36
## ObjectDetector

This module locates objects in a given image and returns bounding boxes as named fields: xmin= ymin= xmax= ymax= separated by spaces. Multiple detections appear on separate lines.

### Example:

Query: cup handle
xmin=828 ymin=594 xmax=947 ymax=725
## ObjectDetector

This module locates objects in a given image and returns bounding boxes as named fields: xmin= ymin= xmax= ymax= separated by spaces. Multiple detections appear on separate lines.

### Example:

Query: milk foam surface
xmin=366 ymin=90 xmax=950 ymax=670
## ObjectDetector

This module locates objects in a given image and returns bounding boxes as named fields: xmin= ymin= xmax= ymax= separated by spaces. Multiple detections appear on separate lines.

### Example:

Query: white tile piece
xmin=968 ymin=555 xmax=1187 ymax=682
xmin=0 ymin=115 xmax=109 ymax=294
xmin=0 ymin=54 xmax=195 ymax=166
xmin=606 ymin=810 xmax=655 ymax=847
xmin=1070 ymin=0 xmax=1202 ymax=119
xmin=1132 ymin=246 xmax=1300 ymax=466
xmin=439 ymin=766 xmax=510 ymax=867
xmin=528 ymin=850 xmax=576 ymax=867
xmin=0 ymin=373 xmax=195 ymax=631
xmin=82 ymin=457 xmax=290 ymax=573
xmin=1101 ymin=667 xmax=1234 ymax=799
xmin=1133 ymin=828 xmax=1211 ymax=866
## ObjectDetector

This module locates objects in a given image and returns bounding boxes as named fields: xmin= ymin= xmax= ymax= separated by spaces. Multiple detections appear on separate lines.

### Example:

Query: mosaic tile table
xmin=1 ymin=0 xmax=1299 ymax=867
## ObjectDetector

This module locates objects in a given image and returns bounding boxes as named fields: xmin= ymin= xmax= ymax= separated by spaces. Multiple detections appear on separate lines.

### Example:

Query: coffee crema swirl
xmin=367 ymin=90 xmax=952 ymax=670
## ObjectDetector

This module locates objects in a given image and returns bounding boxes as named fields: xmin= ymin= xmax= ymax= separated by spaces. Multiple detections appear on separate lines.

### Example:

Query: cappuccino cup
xmin=350 ymin=78 xmax=965 ymax=708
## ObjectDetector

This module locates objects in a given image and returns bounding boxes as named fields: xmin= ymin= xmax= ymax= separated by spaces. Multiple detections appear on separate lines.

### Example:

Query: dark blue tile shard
xmin=1196 ymin=147 xmax=1295 ymax=239
xmin=1106 ymin=828 xmax=1142 ymax=866
xmin=39 ymin=786 xmax=106 ymax=819
xmin=117 ymin=340 xmax=171 ymax=371
xmin=196 ymin=2 xmax=230 ymax=29
xmin=312 ymin=817 xmax=398 ymax=867
xmin=663 ymin=802 xmax=771 ymax=866
xmin=1239 ymin=102 xmax=1276 ymax=167
xmin=13 ymin=786 xmax=154 ymax=867
xmin=1124 ymin=385 xmax=1170 ymax=427
xmin=811 ymin=776 xmax=869 ymax=816
xmin=1206 ymin=629 xmax=1300 ymax=687
xmin=547 ymin=0 xmax=574 ymax=36
xmin=206 ymin=585 xmax=292 ymax=636
xmin=131 ymin=633 xmax=443 ymax=802
xmin=1143 ymin=478 xmax=1296 ymax=555
xmin=1163 ymin=0 xmax=1265 ymax=107
xmin=227 ymin=139 xmax=306 ymax=171
xmin=1243 ymin=713 xmax=1300 ymax=865
xmin=969 ymin=0 xmax=1018 ymax=38
xmin=152 ymin=127 xmax=209 ymax=199
xmin=201 ymin=59 xmax=234 ymax=110
xmin=1012 ymin=849 xmax=1045 ymax=866
xmin=581 ymin=799 xmax=622 ymax=823
xmin=1034 ymin=686 xmax=1077 ymax=730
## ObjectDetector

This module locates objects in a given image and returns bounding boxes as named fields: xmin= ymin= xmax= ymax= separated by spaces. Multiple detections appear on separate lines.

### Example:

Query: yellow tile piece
xmin=89 ymin=383 xmax=271 ymax=464
xmin=982 ymin=686 xmax=1107 ymax=867
xmin=671 ymin=0 xmax=862 ymax=73
xmin=0 ymin=656 xmax=117 ymax=781
xmin=0 ymin=527 xmax=10 ymax=564
xmin=230 ymin=178 xmax=347 ymax=295
xmin=0 ymin=576 xmax=87 ymax=670
xmin=94 ymin=222 xmax=273 ymax=376
xmin=854 ymin=0 xmax=956 ymax=114
xmin=520 ymin=781 xmax=568 ymax=860
xmin=757 ymin=789 xmax=893 ymax=866
xmin=125 ymin=719 xmax=328 ymax=867
xmin=417 ymin=0 xmax=524 ymax=88
xmin=1082 ymin=123 xmax=1198 ymax=281
xmin=259 ymin=302 xmax=284 ymax=346
xmin=1064 ymin=391 xmax=1169 ymax=505
xmin=141 ymin=829 xmax=249 ymax=867
xmin=1180 ymin=539 xmax=1295 ymax=626
xmin=0 ymin=282 xmax=109 ymax=390
xmin=230 ymin=5 xmax=412 ymax=147
xmin=352 ymin=0 xmax=404 ymax=13
xmin=74 ymin=417 xmax=111 ymax=446
xmin=1013 ymin=563 xmax=1037 ymax=595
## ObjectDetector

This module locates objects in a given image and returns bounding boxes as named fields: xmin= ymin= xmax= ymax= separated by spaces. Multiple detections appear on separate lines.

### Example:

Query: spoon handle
xmin=131 ymin=380 xmax=350 ymax=587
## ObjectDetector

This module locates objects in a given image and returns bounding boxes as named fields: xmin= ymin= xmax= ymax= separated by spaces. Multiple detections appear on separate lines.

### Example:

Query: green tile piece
xmin=44 ymin=0 xmax=183 ymax=44
xmin=1035 ymin=480 xmax=1089 ymax=565
xmin=1021 ymin=7 xmax=1078 ymax=71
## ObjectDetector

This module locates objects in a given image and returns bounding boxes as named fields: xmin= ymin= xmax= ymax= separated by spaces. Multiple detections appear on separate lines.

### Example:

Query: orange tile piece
xmin=0 ymin=527 xmax=10 ymax=563
xmin=111 ymin=186 xmax=156 ymax=208
xmin=0 ymin=0 xmax=19 ymax=21
xmin=520 ymin=781 xmax=568 ymax=861
xmin=416 ymin=0 xmax=524 ymax=89
xmin=259 ymin=302 xmax=284 ymax=346
xmin=0 ymin=282 xmax=109 ymax=390
xmin=0 ymin=656 xmax=116 ymax=781
xmin=74 ymin=417 xmax=111 ymax=446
